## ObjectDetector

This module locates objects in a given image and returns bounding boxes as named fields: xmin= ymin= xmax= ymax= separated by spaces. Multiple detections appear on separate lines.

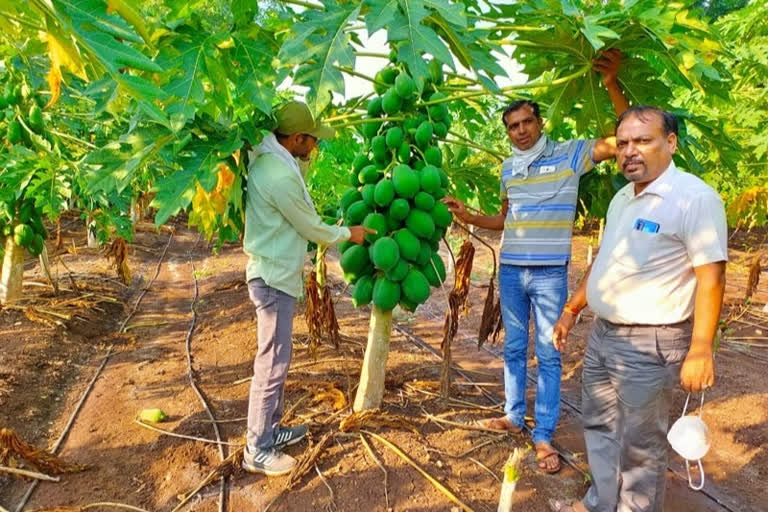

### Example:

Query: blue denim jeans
xmin=499 ymin=264 xmax=567 ymax=444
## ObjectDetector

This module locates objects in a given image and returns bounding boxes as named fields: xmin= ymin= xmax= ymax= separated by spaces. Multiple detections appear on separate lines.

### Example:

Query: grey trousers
xmin=246 ymin=278 xmax=297 ymax=450
xmin=582 ymin=317 xmax=691 ymax=512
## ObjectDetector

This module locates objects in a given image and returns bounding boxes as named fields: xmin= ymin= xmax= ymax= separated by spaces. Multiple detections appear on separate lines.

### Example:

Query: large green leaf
xmin=162 ymin=34 xmax=209 ymax=123
xmin=51 ymin=0 xmax=159 ymax=75
xmin=279 ymin=0 xmax=361 ymax=113
xmin=364 ymin=0 xmax=400 ymax=34
xmin=232 ymin=29 xmax=280 ymax=116
xmin=389 ymin=0 xmax=455 ymax=79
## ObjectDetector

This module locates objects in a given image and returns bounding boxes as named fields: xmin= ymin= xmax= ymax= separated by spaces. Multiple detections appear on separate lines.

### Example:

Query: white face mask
xmin=667 ymin=393 xmax=710 ymax=490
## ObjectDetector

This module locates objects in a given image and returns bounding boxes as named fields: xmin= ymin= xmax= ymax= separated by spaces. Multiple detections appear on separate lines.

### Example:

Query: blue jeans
xmin=499 ymin=264 xmax=567 ymax=444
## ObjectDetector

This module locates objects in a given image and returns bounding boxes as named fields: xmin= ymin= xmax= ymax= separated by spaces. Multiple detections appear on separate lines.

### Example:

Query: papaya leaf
xmin=364 ymin=0 xmax=400 ymax=34
xmin=53 ymin=0 xmax=142 ymax=44
xmin=279 ymin=0 xmax=361 ymax=114
xmin=232 ymin=30 xmax=279 ymax=116
xmin=389 ymin=0 xmax=455 ymax=80
xmin=423 ymin=0 xmax=466 ymax=27
xmin=163 ymin=34 xmax=209 ymax=121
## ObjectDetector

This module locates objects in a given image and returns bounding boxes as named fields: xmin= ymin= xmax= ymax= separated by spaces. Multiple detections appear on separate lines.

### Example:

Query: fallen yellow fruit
xmin=139 ymin=408 xmax=167 ymax=423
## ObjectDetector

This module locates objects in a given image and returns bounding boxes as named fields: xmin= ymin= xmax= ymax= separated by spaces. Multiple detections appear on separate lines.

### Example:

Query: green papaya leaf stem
xmin=441 ymin=134 xmax=506 ymax=161
xmin=279 ymin=0 xmax=323 ymax=10
xmin=332 ymin=116 xmax=405 ymax=129
xmin=336 ymin=66 xmax=386 ymax=87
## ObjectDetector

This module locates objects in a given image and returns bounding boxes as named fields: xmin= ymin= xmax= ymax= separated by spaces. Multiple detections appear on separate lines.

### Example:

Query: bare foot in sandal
xmin=548 ymin=498 xmax=588 ymax=512
xmin=476 ymin=416 xmax=523 ymax=433
xmin=535 ymin=441 xmax=561 ymax=473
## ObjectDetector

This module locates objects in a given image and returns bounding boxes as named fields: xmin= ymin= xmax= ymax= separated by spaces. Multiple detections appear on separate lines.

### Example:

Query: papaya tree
xmin=0 ymin=64 xmax=73 ymax=303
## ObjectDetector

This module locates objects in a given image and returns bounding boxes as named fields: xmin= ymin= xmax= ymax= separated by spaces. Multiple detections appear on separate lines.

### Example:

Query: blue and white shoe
xmin=273 ymin=424 xmax=308 ymax=449
xmin=242 ymin=445 xmax=296 ymax=476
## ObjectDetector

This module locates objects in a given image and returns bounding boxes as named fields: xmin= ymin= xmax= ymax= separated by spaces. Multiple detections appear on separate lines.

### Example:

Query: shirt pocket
xmin=613 ymin=229 xmax=660 ymax=269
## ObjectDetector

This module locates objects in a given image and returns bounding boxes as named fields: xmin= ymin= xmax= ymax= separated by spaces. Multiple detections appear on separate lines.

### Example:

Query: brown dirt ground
xmin=1 ymin=218 xmax=766 ymax=512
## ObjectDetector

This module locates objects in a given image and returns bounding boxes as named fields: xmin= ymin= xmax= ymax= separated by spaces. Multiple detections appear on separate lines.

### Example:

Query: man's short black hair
xmin=616 ymin=106 xmax=678 ymax=136
xmin=501 ymin=100 xmax=540 ymax=126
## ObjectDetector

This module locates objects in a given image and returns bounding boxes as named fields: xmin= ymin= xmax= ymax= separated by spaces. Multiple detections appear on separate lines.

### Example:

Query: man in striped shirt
xmin=443 ymin=50 xmax=628 ymax=473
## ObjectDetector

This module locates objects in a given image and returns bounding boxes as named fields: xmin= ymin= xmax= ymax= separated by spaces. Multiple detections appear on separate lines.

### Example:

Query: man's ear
xmin=667 ymin=132 xmax=678 ymax=154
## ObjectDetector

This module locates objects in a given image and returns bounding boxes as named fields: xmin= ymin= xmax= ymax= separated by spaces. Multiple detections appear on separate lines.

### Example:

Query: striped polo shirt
xmin=499 ymin=137 xmax=597 ymax=266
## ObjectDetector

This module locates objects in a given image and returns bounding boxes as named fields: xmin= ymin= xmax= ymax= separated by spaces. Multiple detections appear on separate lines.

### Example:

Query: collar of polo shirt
xmin=541 ymin=137 xmax=556 ymax=157
xmin=621 ymin=161 xmax=679 ymax=200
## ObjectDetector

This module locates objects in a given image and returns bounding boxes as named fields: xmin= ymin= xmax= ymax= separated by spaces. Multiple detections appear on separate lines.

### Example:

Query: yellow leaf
xmin=45 ymin=31 xmax=87 ymax=107
xmin=681 ymin=51 xmax=697 ymax=70
xmin=210 ymin=191 xmax=228 ymax=214
xmin=216 ymin=163 xmax=235 ymax=191
xmin=216 ymin=37 xmax=235 ymax=49
xmin=106 ymin=0 xmax=153 ymax=48
xmin=190 ymin=182 xmax=218 ymax=237
xmin=46 ymin=66 xmax=62 ymax=109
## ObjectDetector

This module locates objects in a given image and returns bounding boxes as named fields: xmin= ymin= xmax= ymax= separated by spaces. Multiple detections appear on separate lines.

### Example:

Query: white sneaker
xmin=242 ymin=446 xmax=296 ymax=476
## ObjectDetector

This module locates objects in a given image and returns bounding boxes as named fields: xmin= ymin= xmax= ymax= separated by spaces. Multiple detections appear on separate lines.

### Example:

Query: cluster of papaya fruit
xmin=1 ymin=74 xmax=48 ymax=147
xmin=0 ymin=200 xmax=48 ymax=256
xmin=338 ymin=58 xmax=454 ymax=313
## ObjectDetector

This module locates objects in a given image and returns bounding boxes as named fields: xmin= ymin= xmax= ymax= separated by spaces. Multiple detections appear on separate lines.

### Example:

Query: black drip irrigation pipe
xmin=183 ymin=238 xmax=227 ymax=512
xmin=11 ymin=229 xmax=175 ymax=512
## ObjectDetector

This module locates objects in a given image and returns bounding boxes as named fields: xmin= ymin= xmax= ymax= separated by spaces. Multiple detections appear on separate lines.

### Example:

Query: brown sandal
xmin=536 ymin=450 xmax=562 ymax=474
xmin=548 ymin=499 xmax=575 ymax=512
xmin=548 ymin=499 xmax=588 ymax=512
xmin=476 ymin=416 xmax=523 ymax=433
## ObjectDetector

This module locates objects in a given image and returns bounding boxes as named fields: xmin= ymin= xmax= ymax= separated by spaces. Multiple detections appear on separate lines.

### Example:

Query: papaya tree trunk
xmin=354 ymin=306 xmax=393 ymax=411
xmin=130 ymin=197 xmax=140 ymax=224
xmin=39 ymin=245 xmax=58 ymax=295
xmin=87 ymin=217 xmax=98 ymax=248
xmin=0 ymin=236 xmax=24 ymax=304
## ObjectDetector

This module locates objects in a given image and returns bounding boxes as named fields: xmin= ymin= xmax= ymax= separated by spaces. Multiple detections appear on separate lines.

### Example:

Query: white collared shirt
xmin=586 ymin=162 xmax=728 ymax=325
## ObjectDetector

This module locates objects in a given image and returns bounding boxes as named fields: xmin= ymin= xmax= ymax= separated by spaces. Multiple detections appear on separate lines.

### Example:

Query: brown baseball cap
xmin=275 ymin=101 xmax=336 ymax=140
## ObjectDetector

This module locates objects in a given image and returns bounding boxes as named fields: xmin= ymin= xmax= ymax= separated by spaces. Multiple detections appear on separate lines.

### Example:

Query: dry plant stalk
xmin=103 ymin=237 xmax=131 ymax=285
xmin=33 ymin=503 xmax=151 ymax=512
xmin=478 ymin=278 xmax=499 ymax=346
xmin=746 ymin=252 xmax=762 ymax=300
xmin=265 ymin=432 xmax=335 ymax=511
xmin=22 ymin=306 xmax=63 ymax=327
xmin=304 ymin=247 xmax=340 ymax=358
xmin=0 ymin=428 xmax=88 ymax=475
xmin=407 ymin=380 xmax=441 ymax=392
xmin=171 ymin=448 xmax=244 ymax=512
xmin=440 ymin=241 xmax=475 ymax=397
xmin=490 ymin=298 xmax=504 ymax=345
xmin=362 ymin=430 xmax=475 ymax=512
xmin=451 ymin=221 xmax=501 ymax=347
xmin=339 ymin=409 xmax=420 ymax=434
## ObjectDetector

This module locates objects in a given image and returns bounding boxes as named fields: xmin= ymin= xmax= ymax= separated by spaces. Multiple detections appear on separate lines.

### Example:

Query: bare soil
xmin=1 ymin=219 xmax=766 ymax=512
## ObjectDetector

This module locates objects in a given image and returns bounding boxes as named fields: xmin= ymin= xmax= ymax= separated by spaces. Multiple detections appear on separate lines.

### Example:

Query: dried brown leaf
xmin=746 ymin=252 xmax=762 ymax=300
xmin=0 ymin=428 xmax=88 ymax=475
xmin=103 ymin=238 xmax=131 ymax=285
xmin=339 ymin=409 xmax=420 ymax=434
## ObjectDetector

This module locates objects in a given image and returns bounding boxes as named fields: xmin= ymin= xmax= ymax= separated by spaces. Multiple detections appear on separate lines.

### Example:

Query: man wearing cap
xmin=441 ymin=49 xmax=628 ymax=474
xmin=549 ymin=106 xmax=727 ymax=512
xmin=242 ymin=101 xmax=373 ymax=476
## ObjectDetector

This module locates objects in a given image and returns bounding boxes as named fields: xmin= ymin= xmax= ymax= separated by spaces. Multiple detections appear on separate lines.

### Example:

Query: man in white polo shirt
xmin=548 ymin=106 xmax=727 ymax=512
